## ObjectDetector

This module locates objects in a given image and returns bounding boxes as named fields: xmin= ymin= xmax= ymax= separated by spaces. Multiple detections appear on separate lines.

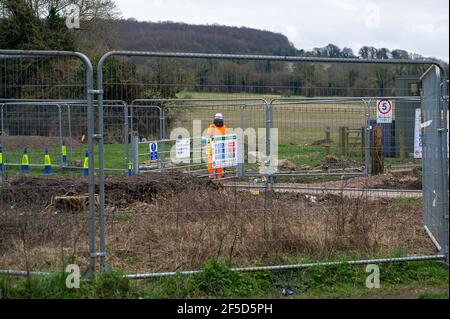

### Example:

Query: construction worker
xmin=206 ymin=113 xmax=228 ymax=179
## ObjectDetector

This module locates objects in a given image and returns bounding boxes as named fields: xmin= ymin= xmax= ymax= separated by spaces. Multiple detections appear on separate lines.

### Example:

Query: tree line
xmin=0 ymin=0 xmax=448 ymax=102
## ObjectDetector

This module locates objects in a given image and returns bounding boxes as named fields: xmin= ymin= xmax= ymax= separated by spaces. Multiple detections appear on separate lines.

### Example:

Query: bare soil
xmin=0 ymin=136 xmax=83 ymax=150
xmin=0 ymin=173 xmax=218 ymax=208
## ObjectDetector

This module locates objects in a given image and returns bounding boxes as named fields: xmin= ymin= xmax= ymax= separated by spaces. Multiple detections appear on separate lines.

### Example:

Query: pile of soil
xmin=0 ymin=136 xmax=83 ymax=150
xmin=0 ymin=172 xmax=219 ymax=208
xmin=315 ymin=155 xmax=360 ymax=170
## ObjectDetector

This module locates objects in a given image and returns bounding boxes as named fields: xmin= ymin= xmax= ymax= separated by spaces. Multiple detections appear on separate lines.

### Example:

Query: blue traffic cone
xmin=128 ymin=161 xmax=133 ymax=176
xmin=61 ymin=141 xmax=67 ymax=165
xmin=21 ymin=148 xmax=30 ymax=174
xmin=83 ymin=151 xmax=89 ymax=177
xmin=43 ymin=149 xmax=53 ymax=175
xmin=0 ymin=145 xmax=4 ymax=173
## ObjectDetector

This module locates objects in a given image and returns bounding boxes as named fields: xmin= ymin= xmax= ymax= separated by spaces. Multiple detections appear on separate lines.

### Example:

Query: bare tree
xmin=1 ymin=0 xmax=121 ymax=20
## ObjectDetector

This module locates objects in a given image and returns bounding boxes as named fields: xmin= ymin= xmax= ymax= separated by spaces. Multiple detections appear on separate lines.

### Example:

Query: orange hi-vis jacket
xmin=206 ymin=124 xmax=228 ymax=178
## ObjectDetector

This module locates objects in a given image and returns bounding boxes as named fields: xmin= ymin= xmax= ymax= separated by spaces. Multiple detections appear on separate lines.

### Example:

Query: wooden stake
xmin=371 ymin=126 xmax=384 ymax=175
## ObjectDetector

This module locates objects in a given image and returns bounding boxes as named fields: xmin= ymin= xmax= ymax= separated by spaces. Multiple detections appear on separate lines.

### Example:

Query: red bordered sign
xmin=377 ymin=99 xmax=393 ymax=123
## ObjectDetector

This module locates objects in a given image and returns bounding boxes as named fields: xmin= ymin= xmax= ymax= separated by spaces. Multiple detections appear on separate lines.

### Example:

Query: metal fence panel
xmin=96 ymin=51 xmax=447 ymax=276
xmin=0 ymin=50 xmax=96 ymax=276
xmin=422 ymin=66 xmax=449 ymax=256
xmin=271 ymin=98 xmax=367 ymax=176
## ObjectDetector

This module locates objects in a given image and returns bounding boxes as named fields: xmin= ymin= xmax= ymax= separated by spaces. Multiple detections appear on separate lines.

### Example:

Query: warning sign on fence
xmin=414 ymin=108 xmax=423 ymax=159
xmin=176 ymin=138 xmax=190 ymax=160
xmin=377 ymin=99 xmax=393 ymax=124
xmin=211 ymin=134 xmax=237 ymax=169
xmin=414 ymin=108 xmax=449 ymax=159
xmin=149 ymin=142 xmax=158 ymax=161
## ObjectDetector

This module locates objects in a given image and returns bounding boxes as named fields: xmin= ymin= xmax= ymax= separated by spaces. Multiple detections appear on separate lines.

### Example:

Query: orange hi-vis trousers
xmin=206 ymin=124 xmax=228 ymax=179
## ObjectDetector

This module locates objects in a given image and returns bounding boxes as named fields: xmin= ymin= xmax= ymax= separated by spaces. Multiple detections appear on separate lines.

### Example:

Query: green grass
xmin=417 ymin=290 xmax=449 ymax=299
xmin=2 ymin=143 xmax=129 ymax=175
xmin=1 ymin=256 xmax=448 ymax=299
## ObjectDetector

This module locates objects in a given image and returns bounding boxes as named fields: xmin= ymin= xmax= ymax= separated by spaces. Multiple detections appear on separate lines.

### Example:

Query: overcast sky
xmin=115 ymin=0 xmax=449 ymax=61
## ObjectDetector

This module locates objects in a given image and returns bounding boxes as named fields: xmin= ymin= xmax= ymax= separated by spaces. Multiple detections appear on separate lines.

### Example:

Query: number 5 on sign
xmin=377 ymin=99 xmax=393 ymax=124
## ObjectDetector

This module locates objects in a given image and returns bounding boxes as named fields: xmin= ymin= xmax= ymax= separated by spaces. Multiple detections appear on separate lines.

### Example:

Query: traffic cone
xmin=128 ymin=161 xmax=133 ymax=176
xmin=0 ymin=145 xmax=4 ymax=173
xmin=83 ymin=151 xmax=89 ymax=176
xmin=43 ymin=149 xmax=53 ymax=175
xmin=61 ymin=141 xmax=67 ymax=165
xmin=21 ymin=148 xmax=29 ymax=174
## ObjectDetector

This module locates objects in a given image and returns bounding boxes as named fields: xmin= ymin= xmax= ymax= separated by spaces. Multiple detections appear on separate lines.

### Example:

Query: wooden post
xmin=325 ymin=126 xmax=331 ymax=142
xmin=371 ymin=126 xmax=384 ymax=175
xmin=344 ymin=127 xmax=349 ymax=157
xmin=325 ymin=126 xmax=331 ymax=155
xmin=399 ymin=128 xmax=405 ymax=161
xmin=339 ymin=127 xmax=349 ymax=157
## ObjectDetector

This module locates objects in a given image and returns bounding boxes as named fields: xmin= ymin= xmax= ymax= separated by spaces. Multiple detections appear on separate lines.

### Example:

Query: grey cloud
xmin=116 ymin=0 xmax=449 ymax=61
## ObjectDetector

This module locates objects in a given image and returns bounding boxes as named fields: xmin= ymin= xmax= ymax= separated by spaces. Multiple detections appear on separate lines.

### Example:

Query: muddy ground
xmin=0 ymin=172 xmax=435 ymax=274
xmin=0 ymin=173 xmax=218 ymax=208
xmin=0 ymin=136 xmax=83 ymax=150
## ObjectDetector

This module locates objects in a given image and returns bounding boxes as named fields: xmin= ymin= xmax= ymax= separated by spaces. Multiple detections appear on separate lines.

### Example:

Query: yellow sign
xmin=83 ymin=156 xmax=89 ymax=169
xmin=62 ymin=145 xmax=67 ymax=156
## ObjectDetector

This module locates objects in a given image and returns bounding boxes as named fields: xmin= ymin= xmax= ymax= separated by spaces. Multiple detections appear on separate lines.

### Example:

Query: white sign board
xmin=414 ymin=109 xmax=422 ymax=159
xmin=211 ymin=134 xmax=238 ymax=169
xmin=377 ymin=99 xmax=393 ymax=124
xmin=176 ymin=138 xmax=190 ymax=160
xmin=414 ymin=109 xmax=449 ymax=159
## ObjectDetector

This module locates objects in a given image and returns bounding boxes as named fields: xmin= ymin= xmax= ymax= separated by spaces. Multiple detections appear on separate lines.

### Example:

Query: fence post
xmin=439 ymin=77 xmax=449 ymax=263
xmin=238 ymin=105 xmax=245 ymax=178
xmin=66 ymin=104 xmax=73 ymax=162
xmin=159 ymin=107 xmax=166 ymax=171
xmin=371 ymin=126 xmax=384 ymax=175
xmin=339 ymin=127 xmax=349 ymax=157
xmin=57 ymin=105 xmax=64 ymax=165
xmin=1 ymin=104 xmax=4 ymax=137
xmin=266 ymin=101 xmax=274 ymax=189
xmin=325 ymin=126 xmax=331 ymax=155
xmin=361 ymin=126 xmax=366 ymax=161
xmin=131 ymin=133 xmax=140 ymax=175
xmin=364 ymin=99 xmax=372 ymax=176
xmin=399 ymin=128 xmax=405 ymax=161
xmin=124 ymin=102 xmax=129 ymax=174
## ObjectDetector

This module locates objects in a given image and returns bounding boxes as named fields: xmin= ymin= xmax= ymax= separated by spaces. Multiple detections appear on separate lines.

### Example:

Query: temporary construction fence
xmin=95 ymin=51 xmax=448 ymax=276
xmin=421 ymin=66 xmax=449 ymax=258
xmin=0 ymin=96 xmax=424 ymax=179
xmin=0 ymin=100 xmax=131 ymax=173
xmin=0 ymin=50 xmax=97 ymax=276
xmin=0 ymin=49 xmax=448 ymax=279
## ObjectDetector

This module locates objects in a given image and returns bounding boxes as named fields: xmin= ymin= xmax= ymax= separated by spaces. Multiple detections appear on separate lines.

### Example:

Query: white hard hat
xmin=214 ymin=113 xmax=224 ymax=120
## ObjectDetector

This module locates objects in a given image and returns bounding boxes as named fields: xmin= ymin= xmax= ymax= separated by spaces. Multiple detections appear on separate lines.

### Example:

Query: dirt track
xmin=227 ymin=183 xmax=423 ymax=198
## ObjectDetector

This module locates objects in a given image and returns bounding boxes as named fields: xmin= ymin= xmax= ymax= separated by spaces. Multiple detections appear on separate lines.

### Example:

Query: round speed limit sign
xmin=377 ymin=99 xmax=393 ymax=123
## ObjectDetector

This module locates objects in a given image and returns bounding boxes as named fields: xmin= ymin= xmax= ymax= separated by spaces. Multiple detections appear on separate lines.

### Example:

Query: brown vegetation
xmin=0 ymin=173 xmax=434 ymax=274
